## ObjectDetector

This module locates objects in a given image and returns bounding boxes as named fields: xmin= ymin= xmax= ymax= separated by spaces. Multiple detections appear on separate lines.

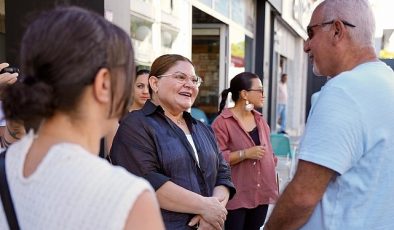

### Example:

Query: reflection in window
xmin=231 ymin=0 xmax=255 ymax=32
xmin=198 ymin=0 xmax=212 ymax=7
xmin=214 ymin=0 xmax=229 ymax=17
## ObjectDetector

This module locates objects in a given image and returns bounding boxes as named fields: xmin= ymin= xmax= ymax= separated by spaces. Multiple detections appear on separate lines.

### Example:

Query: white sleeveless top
xmin=0 ymin=132 xmax=153 ymax=230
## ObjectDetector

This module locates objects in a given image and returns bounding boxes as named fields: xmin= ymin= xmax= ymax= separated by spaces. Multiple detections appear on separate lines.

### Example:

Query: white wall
xmin=105 ymin=0 xmax=130 ymax=35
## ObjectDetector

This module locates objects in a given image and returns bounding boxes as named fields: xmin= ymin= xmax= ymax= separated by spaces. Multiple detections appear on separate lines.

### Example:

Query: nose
xmin=303 ymin=39 xmax=311 ymax=53
xmin=143 ymin=86 xmax=150 ymax=94
xmin=184 ymin=77 xmax=198 ymax=88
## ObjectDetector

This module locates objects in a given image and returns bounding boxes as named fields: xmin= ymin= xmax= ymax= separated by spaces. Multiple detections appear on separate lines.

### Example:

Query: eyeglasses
xmin=157 ymin=72 xmax=203 ymax=87
xmin=248 ymin=88 xmax=264 ymax=94
xmin=307 ymin=20 xmax=356 ymax=40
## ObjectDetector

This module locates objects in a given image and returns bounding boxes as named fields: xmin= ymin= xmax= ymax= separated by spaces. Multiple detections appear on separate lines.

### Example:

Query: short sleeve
xmin=298 ymin=86 xmax=364 ymax=174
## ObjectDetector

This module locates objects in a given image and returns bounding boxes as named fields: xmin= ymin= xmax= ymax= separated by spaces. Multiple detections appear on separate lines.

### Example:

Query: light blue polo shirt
xmin=298 ymin=61 xmax=394 ymax=230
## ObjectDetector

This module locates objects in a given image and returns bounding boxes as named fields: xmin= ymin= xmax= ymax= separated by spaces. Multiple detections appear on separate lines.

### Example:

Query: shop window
xmin=198 ymin=0 xmax=212 ymax=7
xmin=231 ymin=0 xmax=255 ymax=32
xmin=214 ymin=0 xmax=229 ymax=17
xmin=192 ymin=31 xmax=221 ymax=124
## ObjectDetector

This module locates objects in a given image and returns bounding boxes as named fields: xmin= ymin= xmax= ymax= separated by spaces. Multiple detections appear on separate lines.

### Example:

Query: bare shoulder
xmin=124 ymin=190 xmax=165 ymax=230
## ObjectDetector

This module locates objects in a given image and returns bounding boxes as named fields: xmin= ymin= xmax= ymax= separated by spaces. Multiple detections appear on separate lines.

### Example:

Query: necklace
xmin=165 ymin=112 xmax=184 ymax=126
xmin=176 ymin=118 xmax=185 ymax=125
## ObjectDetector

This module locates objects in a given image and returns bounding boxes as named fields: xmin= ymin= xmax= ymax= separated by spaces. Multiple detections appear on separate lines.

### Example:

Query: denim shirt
xmin=110 ymin=100 xmax=235 ymax=230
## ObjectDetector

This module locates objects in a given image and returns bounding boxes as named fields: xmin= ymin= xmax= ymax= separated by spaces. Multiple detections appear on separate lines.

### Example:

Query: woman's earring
xmin=245 ymin=100 xmax=254 ymax=112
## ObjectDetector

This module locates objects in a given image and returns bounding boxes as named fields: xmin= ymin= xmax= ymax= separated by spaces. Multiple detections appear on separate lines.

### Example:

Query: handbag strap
xmin=0 ymin=150 xmax=20 ymax=230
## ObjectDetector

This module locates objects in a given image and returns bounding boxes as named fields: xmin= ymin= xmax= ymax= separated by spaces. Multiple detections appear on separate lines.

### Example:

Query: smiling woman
xmin=110 ymin=54 xmax=236 ymax=230
xmin=212 ymin=72 xmax=278 ymax=230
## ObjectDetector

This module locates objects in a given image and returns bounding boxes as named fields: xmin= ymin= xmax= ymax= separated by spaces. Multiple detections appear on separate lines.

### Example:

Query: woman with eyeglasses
xmin=211 ymin=72 xmax=278 ymax=230
xmin=110 ymin=54 xmax=236 ymax=230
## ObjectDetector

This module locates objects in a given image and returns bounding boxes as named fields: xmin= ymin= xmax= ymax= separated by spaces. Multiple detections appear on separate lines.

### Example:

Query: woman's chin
xmin=178 ymin=103 xmax=193 ymax=112
xmin=254 ymin=104 xmax=263 ymax=109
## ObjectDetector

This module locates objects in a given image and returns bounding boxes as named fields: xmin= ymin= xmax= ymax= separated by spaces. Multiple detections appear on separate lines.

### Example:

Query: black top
xmin=248 ymin=126 xmax=260 ymax=145
xmin=110 ymin=100 xmax=236 ymax=230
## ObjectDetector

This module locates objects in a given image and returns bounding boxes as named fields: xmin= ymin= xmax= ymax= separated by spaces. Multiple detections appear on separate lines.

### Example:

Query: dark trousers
xmin=224 ymin=204 xmax=269 ymax=230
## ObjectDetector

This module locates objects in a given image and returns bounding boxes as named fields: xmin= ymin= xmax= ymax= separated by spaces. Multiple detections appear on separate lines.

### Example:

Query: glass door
xmin=192 ymin=24 xmax=228 ymax=124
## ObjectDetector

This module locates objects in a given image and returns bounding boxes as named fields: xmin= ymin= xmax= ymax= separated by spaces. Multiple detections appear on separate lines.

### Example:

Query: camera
xmin=0 ymin=67 xmax=20 ymax=75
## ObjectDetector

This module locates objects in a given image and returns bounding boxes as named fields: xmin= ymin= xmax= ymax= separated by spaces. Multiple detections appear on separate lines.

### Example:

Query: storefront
xmin=2 ymin=0 xmax=312 ymax=133
xmin=125 ymin=0 xmax=257 ymax=123
xmin=259 ymin=0 xmax=314 ymax=135
xmin=190 ymin=0 xmax=256 ymax=122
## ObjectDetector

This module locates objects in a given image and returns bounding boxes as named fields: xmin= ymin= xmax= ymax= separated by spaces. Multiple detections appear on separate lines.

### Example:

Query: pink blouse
xmin=211 ymin=108 xmax=278 ymax=210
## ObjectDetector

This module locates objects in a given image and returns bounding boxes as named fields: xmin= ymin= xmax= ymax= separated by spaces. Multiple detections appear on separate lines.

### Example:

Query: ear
xmin=332 ymin=20 xmax=345 ymax=43
xmin=92 ymin=68 xmax=111 ymax=103
xmin=149 ymin=76 xmax=159 ymax=93
xmin=240 ymin=89 xmax=248 ymax=100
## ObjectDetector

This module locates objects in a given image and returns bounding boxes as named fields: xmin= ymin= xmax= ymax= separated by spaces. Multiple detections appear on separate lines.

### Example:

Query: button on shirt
xmin=110 ymin=100 xmax=235 ymax=230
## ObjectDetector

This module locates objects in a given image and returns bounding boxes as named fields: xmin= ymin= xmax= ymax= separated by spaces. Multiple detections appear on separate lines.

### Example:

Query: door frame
xmin=192 ymin=23 xmax=228 ymax=100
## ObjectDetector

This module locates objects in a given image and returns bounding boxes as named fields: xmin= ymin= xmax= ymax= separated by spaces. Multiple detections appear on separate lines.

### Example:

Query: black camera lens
xmin=0 ymin=67 xmax=20 ymax=74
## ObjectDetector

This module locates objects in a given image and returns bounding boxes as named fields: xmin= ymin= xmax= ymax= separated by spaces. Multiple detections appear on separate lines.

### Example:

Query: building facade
xmin=1 ymin=0 xmax=314 ymax=135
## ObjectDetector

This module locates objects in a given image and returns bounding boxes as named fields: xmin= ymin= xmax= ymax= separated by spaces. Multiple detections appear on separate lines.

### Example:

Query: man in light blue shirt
xmin=265 ymin=0 xmax=394 ymax=229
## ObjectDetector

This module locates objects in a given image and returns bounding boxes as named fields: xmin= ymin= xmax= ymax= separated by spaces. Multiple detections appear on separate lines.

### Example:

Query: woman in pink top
xmin=211 ymin=72 xmax=278 ymax=230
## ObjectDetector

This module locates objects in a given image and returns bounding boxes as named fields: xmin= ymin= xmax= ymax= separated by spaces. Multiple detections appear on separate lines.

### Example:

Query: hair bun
xmin=3 ymin=81 xmax=55 ymax=131
xmin=22 ymin=75 xmax=39 ymax=86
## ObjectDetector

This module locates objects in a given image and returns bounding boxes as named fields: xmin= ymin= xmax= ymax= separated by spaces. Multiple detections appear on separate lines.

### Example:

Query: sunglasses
xmin=307 ymin=20 xmax=356 ymax=40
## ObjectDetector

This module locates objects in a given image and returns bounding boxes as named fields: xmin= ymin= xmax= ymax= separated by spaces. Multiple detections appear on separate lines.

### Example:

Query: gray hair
xmin=320 ymin=0 xmax=375 ymax=47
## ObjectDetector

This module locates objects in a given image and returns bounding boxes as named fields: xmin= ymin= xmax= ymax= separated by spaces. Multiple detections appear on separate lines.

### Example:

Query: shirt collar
xmin=220 ymin=107 xmax=263 ymax=119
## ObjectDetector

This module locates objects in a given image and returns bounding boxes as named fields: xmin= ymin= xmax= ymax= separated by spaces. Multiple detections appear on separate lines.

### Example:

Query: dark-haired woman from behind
xmin=0 ymin=7 xmax=163 ymax=229
xmin=211 ymin=72 xmax=278 ymax=230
